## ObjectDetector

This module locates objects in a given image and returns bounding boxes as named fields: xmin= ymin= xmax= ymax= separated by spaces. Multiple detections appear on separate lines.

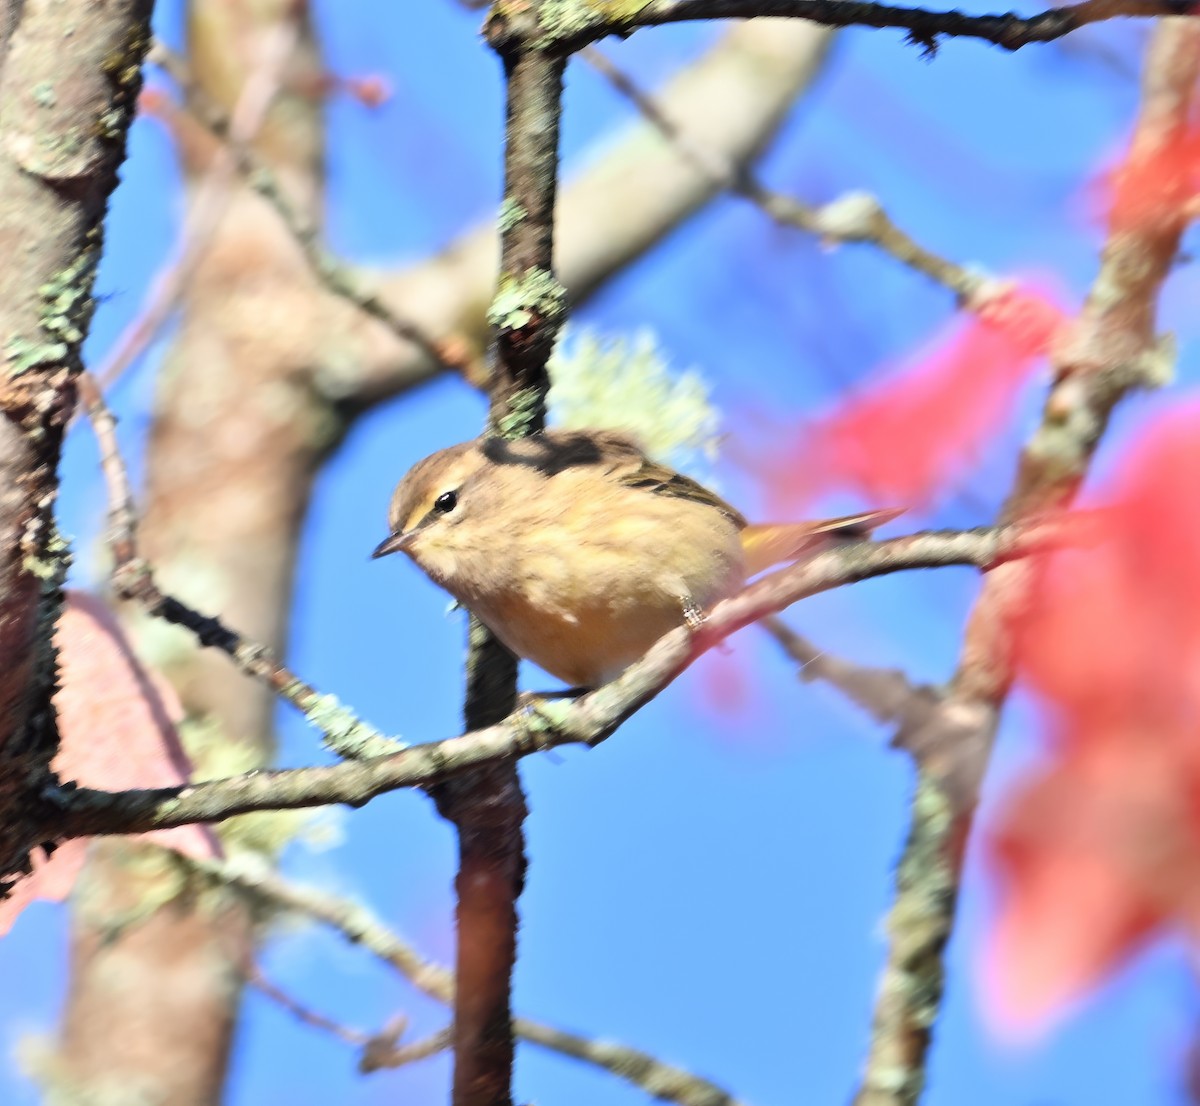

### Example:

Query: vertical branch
xmin=429 ymin=22 xmax=567 ymax=1106
xmin=0 ymin=0 xmax=151 ymax=885
xmin=853 ymin=18 xmax=1200 ymax=1106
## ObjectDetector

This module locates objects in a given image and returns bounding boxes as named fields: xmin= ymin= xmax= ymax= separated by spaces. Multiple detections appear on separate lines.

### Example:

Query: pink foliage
xmin=0 ymin=592 xmax=220 ymax=935
xmin=985 ymin=406 xmax=1200 ymax=1031
xmin=767 ymin=284 xmax=1064 ymax=510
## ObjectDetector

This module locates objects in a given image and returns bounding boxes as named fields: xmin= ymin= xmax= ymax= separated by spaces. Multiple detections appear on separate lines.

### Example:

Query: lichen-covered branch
xmin=434 ymin=17 xmax=570 ymax=1102
xmin=852 ymin=20 xmax=1200 ymax=1106
xmin=338 ymin=18 xmax=834 ymax=405
xmin=38 ymin=521 xmax=1030 ymax=842
xmin=0 ymin=0 xmax=152 ymax=890
xmin=79 ymin=374 xmax=400 ymax=762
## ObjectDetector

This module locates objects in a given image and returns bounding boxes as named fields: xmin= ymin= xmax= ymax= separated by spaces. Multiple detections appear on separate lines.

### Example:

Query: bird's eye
xmin=434 ymin=490 xmax=458 ymax=514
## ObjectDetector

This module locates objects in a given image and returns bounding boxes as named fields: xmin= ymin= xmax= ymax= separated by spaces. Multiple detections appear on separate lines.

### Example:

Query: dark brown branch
xmin=436 ymin=29 xmax=569 ymax=1104
xmin=492 ymin=0 xmax=1190 ymax=56
xmin=77 ymin=373 xmax=401 ymax=762
xmin=851 ymin=19 xmax=1200 ymax=1106
xmin=44 ymin=521 xmax=1030 ymax=840
xmin=339 ymin=19 xmax=833 ymax=407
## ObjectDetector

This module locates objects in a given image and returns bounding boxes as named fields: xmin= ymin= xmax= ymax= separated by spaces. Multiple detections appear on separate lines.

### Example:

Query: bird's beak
xmin=371 ymin=531 xmax=412 ymax=559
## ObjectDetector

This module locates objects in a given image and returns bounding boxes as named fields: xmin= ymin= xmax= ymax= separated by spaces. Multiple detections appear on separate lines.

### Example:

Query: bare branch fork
xmin=76 ymin=374 xmax=401 ymax=763
xmin=202 ymin=854 xmax=747 ymax=1104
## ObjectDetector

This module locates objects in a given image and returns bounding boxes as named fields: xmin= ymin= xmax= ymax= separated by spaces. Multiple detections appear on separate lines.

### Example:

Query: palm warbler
xmin=372 ymin=429 xmax=899 ymax=688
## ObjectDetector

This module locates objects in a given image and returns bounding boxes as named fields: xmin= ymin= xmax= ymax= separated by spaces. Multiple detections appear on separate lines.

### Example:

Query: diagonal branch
xmin=851 ymin=19 xmax=1200 ymax=1106
xmin=194 ymin=854 xmax=748 ymax=1105
xmin=247 ymin=963 xmax=452 ymax=1074
xmin=44 ymin=520 xmax=1038 ymax=842
xmin=144 ymin=40 xmax=474 ymax=385
xmin=340 ymin=18 xmax=835 ymax=406
xmin=77 ymin=373 xmax=401 ymax=762
xmin=582 ymin=46 xmax=985 ymax=302
xmin=762 ymin=616 xmax=941 ymax=735
xmin=94 ymin=25 xmax=295 ymax=391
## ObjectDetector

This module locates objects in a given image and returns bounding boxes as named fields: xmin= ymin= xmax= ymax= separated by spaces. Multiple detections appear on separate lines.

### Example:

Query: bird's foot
xmin=680 ymin=596 xmax=707 ymax=633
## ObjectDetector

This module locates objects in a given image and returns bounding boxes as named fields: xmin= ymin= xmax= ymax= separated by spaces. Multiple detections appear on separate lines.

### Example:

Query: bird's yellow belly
xmin=485 ymin=593 xmax=684 ymax=687
xmin=468 ymin=539 xmax=743 ymax=687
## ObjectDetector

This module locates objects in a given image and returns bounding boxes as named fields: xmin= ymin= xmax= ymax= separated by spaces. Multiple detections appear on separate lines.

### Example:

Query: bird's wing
xmin=614 ymin=455 xmax=748 ymax=528
xmin=740 ymin=507 xmax=905 ymax=577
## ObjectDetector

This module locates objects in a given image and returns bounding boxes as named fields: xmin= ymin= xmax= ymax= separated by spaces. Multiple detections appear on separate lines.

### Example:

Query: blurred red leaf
xmin=0 ymin=592 xmax=220 ymax=935
xmin=1101 ymin=119 xmax=1200 ymax=232
xmin=767 ymin=283 xmax=1064 ymax=510
xmin=693 ymin=646 xmax=754 ymax=720
xmin=984 ymin=405 xmax=1200 ymax=1033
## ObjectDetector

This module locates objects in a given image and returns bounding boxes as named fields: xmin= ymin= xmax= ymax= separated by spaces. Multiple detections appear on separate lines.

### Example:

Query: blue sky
xmin=3 ymin=3 xmax=1200 ymax=1104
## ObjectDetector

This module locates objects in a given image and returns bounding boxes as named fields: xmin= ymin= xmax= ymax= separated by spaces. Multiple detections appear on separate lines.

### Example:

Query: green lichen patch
xmin=487 ymin=267 xmax=566 ymax=333
xmin=7 ymin=234 xmax=101 ymax=378
xmin=303 ymin=693 xmax=404 ymax=761
xmin=496 ymin=386 xmax=544 ymax=439
xmin=498 ymin=197 xmax=528 ymax=233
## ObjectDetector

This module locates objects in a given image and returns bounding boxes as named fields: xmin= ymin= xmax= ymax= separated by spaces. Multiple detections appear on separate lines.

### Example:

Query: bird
xmin=372 ymin=428 xmax=900 ymax=689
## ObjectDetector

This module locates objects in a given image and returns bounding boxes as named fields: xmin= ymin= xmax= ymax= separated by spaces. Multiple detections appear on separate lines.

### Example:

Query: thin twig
xmin=145 ymin=39 xmax=475 ymax=384
xmin=76 ymin=373 xmax=400 ymax=762
xmin=94 ymin=24 xmax=295 ymax=392
xmin=761 ymin=615 xmax=941 ymax=736
xmin=582 ymin=46 xmax=985 ymax=301
xmin=190 ymin=855 xmax=747 ymax=1105
xmin=360 ymin=1024 xmax=454 ymax=1073
xmin=246 ymin=962 xmax=370 ymax=1048
xmin=246 ymin=962 xmax=449 ymax=1073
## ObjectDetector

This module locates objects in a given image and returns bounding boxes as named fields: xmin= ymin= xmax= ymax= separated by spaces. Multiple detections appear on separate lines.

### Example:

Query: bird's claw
xmin=681 ymin=597 xmax=707 ymax=633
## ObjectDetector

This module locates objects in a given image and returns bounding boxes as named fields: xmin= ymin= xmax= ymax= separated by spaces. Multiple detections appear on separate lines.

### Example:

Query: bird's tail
xmin=739 ymin=507 xmax=905 ymax=577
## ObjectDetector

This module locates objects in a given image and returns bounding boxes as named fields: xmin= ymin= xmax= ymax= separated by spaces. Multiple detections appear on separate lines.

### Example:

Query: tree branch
xmin=338 ymin=18 xmax=834 ymax=406
xmin=761 ymin=615 xmax=941 ymax=736
xmin=77 ymin=374 xmax=401 ymax=762
xmin=0 ymin=0 xmax=153 ymax=889
xmin=143 ymin=39 xmax=475 ymax=387
xmin=247 ymin=963 xmax=452 ymax=1074
xmin=581 ymin=46 xmax=985 ymax=302
xmin=94 ymin=26 xmax=294 ymax=391
xmin=851 ymin=19 xmax=1200 ymax=1106
xmin=43 ymin=521 xmax=1031 ymax=841
xmin=492 ymin=0 xmax=1191 ymax=56
xmin=432 ymin=16 xmax=573 ymax=1100
xmin=193 ymin=854 xmax=748 ymax=1105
